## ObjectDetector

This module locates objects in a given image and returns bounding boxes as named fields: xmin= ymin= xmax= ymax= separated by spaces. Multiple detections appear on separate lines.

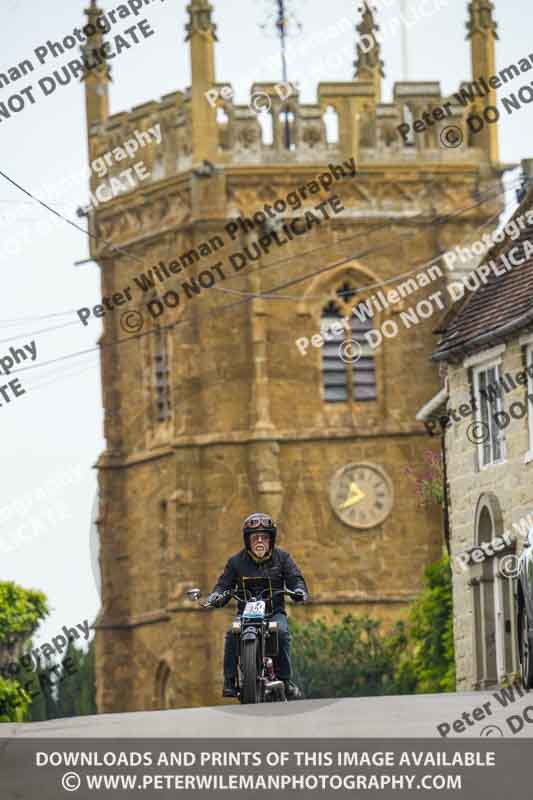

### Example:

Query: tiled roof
xmin=432 ymin=188 xmax=533 ymax=361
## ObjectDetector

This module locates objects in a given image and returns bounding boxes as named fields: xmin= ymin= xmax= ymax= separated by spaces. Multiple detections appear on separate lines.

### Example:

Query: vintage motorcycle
xmin=186 ymin=584 xmax=299 ymax=704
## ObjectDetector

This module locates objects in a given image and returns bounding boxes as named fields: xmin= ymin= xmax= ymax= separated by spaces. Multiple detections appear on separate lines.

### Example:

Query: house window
xmin=154 ymin=329 xmax=171 ymax=422
xmin=321 ymin=285 xmax=377 ymax=403
xmin=473 ymin=363 xmax=506 ymax=468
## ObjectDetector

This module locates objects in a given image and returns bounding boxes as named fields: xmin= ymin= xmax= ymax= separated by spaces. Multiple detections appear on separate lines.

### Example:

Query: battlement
xmin=87 ymin=77 xmax=489 ymax=203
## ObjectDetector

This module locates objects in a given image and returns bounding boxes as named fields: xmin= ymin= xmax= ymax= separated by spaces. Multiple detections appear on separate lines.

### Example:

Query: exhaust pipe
xmin=264 ymin=679 xmax=285 ymax=692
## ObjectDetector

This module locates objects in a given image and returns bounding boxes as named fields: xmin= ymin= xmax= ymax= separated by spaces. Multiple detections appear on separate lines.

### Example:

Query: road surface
xmin=2 ymin=689 xmax=533 ymax=737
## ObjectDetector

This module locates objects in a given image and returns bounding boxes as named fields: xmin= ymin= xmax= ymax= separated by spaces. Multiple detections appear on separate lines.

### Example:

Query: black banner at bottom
xmin=0 ymin=738 xmax=529 ymax=798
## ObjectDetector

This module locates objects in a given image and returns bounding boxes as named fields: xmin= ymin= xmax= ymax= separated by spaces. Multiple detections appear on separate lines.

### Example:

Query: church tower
xmin=88 ymin=1 xmax=505 ymax=711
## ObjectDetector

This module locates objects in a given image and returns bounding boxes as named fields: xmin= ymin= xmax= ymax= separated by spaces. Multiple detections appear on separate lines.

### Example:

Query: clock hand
xmin=340 ymin=482 xmax=366 ymax=509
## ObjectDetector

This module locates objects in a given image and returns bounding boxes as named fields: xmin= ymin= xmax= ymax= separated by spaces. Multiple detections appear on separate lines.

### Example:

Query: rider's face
xmin=250 ymin=532 xmax=271 ymax=558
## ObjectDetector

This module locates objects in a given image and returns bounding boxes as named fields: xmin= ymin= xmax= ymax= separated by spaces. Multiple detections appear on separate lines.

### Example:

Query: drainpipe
xmin=441 ymin=427 xmax=451 ymax=556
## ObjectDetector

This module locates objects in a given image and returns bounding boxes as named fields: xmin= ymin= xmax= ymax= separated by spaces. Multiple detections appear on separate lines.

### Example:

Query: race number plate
xmin=243 ymin=600 xmax=266 ymax=618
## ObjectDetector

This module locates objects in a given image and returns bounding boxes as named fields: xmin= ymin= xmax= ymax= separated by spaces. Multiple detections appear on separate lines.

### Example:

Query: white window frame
xmin=472 ymin=360 xmax=507 ymax=469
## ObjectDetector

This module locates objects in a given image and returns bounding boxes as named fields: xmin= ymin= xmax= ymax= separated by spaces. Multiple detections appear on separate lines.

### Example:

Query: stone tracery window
xmin=321 ymin=281 xmax=377 ymax=403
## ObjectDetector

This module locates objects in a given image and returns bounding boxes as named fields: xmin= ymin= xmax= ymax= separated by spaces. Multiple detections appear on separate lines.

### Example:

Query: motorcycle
xmin=186 ymin=585 xmax=299 ymax=704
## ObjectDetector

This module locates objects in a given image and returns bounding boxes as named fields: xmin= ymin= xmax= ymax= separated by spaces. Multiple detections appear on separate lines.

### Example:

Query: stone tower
xmin=88 ymin=0 xmax=505 ymax=711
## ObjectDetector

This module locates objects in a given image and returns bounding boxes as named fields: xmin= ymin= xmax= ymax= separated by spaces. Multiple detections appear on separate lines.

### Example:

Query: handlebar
xmin=201 ymin=587 xmax=299 ymax=608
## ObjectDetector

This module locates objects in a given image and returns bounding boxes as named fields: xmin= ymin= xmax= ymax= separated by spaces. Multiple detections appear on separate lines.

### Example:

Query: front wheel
xmin=241 ymin=639 xmax=260 ymax=704
xmin=521 ymin=608 xmax=533 ymax=690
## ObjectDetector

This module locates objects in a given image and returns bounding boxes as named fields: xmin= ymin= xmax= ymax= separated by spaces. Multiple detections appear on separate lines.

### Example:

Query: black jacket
xmin=211 ymin=547 xmax=308 ymax=615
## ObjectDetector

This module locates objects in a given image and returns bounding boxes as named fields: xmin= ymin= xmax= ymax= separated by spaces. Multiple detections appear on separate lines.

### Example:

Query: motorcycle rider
xmin=207 ymin=512 xmax=309 ymax=700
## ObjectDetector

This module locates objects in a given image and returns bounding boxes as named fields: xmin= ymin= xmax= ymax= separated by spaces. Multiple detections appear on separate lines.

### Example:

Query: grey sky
xmin=0 ymin=0 xmax=530 ymax=651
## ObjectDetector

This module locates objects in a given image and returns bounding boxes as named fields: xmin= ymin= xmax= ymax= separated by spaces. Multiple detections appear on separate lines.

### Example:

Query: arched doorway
xmin=472 ymin=494 xmax=518 ymax=688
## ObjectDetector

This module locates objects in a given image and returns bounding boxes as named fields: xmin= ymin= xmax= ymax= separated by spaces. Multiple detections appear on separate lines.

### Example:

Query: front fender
xmin=241 ymin=627 xmax=258 ymax=643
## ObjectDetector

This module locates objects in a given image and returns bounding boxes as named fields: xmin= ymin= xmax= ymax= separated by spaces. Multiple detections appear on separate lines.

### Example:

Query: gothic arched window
xmin=321 ymin=281 xmax=377 ymax=403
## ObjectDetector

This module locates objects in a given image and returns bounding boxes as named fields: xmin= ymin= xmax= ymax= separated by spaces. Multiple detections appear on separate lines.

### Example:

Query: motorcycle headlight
xmin=268 ymin=621 xmax=278 ymax=632
xmin=232 ymin=621 xmax=241 ymax=634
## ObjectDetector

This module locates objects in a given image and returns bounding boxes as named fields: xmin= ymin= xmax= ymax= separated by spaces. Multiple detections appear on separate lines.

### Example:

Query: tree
xmin=24 ymin=638 xmax=97 ymax=721
xmin=52 ymin=638 xmax=97 ymax=719
xmin=0 ymin=677 xmax=30 ymax=722
xmin=0 ymin=582 xmax=48 ymax=642
xmin=0 ymin=581 xmax=49 ymax=722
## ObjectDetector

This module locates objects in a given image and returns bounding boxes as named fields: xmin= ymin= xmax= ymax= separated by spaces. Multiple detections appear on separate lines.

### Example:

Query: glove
xmin=292 ymin=589 xmax=307 ymax=604
xmin=207 ymin=592 xmax=225 ymax=608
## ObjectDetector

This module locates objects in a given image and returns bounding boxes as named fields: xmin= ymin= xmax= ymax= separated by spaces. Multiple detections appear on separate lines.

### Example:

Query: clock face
xmin=329 ymin=462 xmax=394 ymax=529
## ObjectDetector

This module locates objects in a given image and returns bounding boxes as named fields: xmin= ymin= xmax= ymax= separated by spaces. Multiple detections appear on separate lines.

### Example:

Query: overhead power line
xmin=8 ymin=177 xmax=520 ymax=380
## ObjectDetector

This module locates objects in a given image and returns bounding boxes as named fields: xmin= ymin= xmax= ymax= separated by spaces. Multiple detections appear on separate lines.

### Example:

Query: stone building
xmin=84 ymin=0 xmax=506 ymax=711
xmin=419 ymin=163 xmax=533 ymax=690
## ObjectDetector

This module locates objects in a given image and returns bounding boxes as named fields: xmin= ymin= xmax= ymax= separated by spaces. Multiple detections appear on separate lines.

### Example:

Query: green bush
xmin=395 ymin=554 xmax=456 ymax=693
xmin=290 ymin=613 xmax=409 ymax=698
xmin=289 ymin=553 xmax=455 ymax=698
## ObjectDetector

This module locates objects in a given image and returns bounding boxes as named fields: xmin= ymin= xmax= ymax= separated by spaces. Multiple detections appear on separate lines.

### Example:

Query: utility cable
xmin=0 ymin=177 xmax=519 ymax=348
xmin=212 ymin=201 xmax=515 ymax=301
xmin=0 ymin=169 xmax=518 ymax=325
xmin=6 ymin=178 xmax=520 ymax=376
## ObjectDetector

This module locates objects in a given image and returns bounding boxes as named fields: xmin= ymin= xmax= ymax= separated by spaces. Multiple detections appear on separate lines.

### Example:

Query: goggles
xmin=246 ymin=515 xmax=274 ymax=530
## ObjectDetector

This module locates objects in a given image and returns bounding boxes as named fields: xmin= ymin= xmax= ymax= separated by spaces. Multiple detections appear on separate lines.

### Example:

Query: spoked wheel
xmin=241 ymin=639 xmax=260 ymax=704
xmin=521 ymin=609 xmax=533 ymax=691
